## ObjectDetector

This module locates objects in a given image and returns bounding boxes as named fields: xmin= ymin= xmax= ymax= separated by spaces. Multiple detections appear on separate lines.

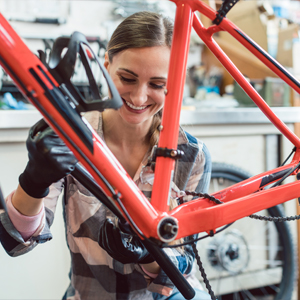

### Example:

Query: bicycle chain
xmin=191 ymin=242 xmax=216 ymax=300
xmin=184 ymin=191 xmax=224 ymax=204
xmin=183 ymin=191 xmax=221 ymax=299
xmin=249 ymin=213 xmax=300 ymax=222
xmin=185 ymin=190 xmax=300 ymax=222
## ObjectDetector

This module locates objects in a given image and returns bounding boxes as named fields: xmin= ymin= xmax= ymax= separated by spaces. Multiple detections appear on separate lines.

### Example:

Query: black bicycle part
xmin=29 ymin=68 xmax=94 ymax=153
xmin=206 ymin=162 xmax=296 ymax=300
xmin=280 ymin=147 xmax=296 ymax=166
xmin=184 ymin=190 xmax=223 ymax=205
xmin=146 ymin=146 xmax=185 ymax=172
xmin=163 ymin=223 xmax=233 ymax=248
xmin=142 ymin=239 xmax=196 ymax=299
xmin=213 ymin=0 xmax=240 ymax=25
xmin=269 ymin=162 xmax=300 ymax=188
xmin=46 ymin=31 xmax=123 ymax=112
xmin=192 ymin=243 xmax=217 ymax=300
xmin=153 ymin=147 xmax=185 ymax=160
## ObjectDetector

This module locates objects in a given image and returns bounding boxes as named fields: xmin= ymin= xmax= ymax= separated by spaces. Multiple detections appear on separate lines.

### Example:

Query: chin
xmin=122 ymin=114 xmax=152 ymax=127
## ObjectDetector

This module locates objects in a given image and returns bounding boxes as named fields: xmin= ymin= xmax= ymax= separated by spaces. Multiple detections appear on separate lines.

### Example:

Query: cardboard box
xmin=218 ymin=0 xmax=269 ymax=53
xmin=276 ymin=23 xmax=299 ymax=68
xmin=292 ymin=40 xmax=300 ymax=76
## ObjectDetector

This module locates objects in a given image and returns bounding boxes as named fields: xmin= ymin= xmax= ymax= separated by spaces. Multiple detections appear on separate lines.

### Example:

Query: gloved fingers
xmin=100 ymin=219 xmax=113 ymax=252
xmin=34 ymin=127 xmax=61 ymax=147
xmin=37 ymin=134 xmax=76 ymax=161
xmin=29 ymin=118 xmax=63 ymax=148
xmin=100 ymin=219 xmax=121 ymax=252
xmin=28 ymin=118 xmax=78 ymax=164
xmin=27 ymin=120 xmax=56 ymax=156
xmin=99 ymin=219 xmax=154 ymax=264
xmin=118 ymin=219 xmax=134 ymax=234
xmin=21 ymin=119 xmax=79 ymax=198
xmin=29 ymin=118 xmax=49 ymax=140
xmin=99 ymin=219 xmax=134 ymax=262
xmin=30 ymin=124 xmax=78 ymax=169
xmin=26 ymin=119 xmax=48 ymax=155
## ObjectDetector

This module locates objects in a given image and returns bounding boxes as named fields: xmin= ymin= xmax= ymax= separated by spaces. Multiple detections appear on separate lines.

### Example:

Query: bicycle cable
xmin=280 ymin=146 xmax=296 ymax=167
xmin=270 ymin=161 xmax=300 ymax=188
xmin=163 ymin=223 xmax=233 ymax=248
xmin=249 ymin=161 xmax=300 ymax=222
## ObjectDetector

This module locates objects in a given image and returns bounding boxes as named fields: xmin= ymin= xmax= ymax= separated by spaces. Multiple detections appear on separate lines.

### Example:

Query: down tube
xmin=192 ymin=15 xmax=300 ymax=148
xmin=0 ymin=13 xmax=159 ymax=239
xmin=150 ymin=2 xmax=193 ymax=212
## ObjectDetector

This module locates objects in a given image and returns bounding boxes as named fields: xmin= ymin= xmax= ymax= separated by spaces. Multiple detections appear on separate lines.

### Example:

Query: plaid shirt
xmin=0 ymin=111 xmax=211 ymax=300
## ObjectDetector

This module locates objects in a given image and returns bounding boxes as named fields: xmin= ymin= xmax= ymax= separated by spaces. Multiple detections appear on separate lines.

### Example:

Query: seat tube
xmin=151 ymin=2 xmax=193 ymax=212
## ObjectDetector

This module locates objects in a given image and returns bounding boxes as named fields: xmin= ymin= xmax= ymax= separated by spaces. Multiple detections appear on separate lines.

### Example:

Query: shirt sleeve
xmin=184 ymin=142 xmax=211 ymax=196
xmin=6 ymin=193 xmax=44 ymax=241
xmin=0 ymin=180 xmax=64 ymax=257
xmin=195 ymin=143 xmax=212 ymax=194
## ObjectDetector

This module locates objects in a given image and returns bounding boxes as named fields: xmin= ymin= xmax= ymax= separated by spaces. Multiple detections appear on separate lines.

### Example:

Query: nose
xmin=130 ymin=84 xmax=148 ymax=106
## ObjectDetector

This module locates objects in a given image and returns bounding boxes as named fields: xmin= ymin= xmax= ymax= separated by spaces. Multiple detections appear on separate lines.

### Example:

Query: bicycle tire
xmin=195 ymin=162 xmax=296 ymax=300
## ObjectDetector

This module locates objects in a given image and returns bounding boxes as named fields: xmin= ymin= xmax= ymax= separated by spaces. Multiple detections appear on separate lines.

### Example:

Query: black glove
xmin=98 ymin=218 xmax=154 ymax=264
xmin=19 ymin=119 xmax=78 ymax=198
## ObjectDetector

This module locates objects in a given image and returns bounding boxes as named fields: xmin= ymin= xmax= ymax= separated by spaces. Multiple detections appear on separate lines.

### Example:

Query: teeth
xmin=125 ymin=100 xmax=147 ymax=110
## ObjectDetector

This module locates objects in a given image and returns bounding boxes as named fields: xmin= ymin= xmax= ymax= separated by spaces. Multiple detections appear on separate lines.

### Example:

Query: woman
xmin=0 ymin=11 xmax=211 ymax=300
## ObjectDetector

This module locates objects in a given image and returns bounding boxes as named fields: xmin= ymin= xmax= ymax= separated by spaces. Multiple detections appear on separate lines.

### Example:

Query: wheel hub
xmin=207 ymin=229 xmax=250 ymax=274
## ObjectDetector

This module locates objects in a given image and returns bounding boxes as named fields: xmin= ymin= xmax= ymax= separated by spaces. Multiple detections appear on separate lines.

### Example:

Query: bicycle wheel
xmin=195 ymin=162 xmax=296 ymax=300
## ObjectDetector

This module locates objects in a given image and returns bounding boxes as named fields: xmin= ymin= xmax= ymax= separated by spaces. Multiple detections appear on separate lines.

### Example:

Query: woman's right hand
xmin=18 ymin=118 xmax=78 ymax=199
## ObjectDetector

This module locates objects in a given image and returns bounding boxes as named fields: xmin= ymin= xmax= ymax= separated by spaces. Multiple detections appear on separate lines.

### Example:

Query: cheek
xmin=154 ymin=92 xmax=165 ymax=107
xmin=110 ymin=77 xmax=130 ymax=95
xmin=110 ymin=74 xmax=120 ymax=89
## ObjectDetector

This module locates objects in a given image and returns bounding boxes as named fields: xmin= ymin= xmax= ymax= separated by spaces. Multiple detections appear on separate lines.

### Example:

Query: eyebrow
xmin=119 ymin=68 xmax=138 ymax=77
xmin=118 ymin=68 xmax=167 ymax=80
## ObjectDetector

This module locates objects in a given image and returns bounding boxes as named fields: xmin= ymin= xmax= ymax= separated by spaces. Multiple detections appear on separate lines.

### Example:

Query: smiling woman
xmin=104 ymin=46 xmax=169 ymax=124
xmin=105 ymin=10 xmax=173 ymax=152
xmin=1 ymin=10 xmax=212 ymax=300
xmin=102 ymin=45 xmax=170 ymax=180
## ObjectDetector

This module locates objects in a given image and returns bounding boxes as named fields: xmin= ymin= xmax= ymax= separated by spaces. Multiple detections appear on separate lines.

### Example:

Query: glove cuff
xmin=138 ymin=253 xmax=155 ymax=264
xmin=19 ymin=172 xmax=49 ymax=199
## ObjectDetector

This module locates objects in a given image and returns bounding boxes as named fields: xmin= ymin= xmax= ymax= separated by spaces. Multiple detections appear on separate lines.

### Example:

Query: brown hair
xmin=107 ymin=11 xmax=173 ymax=150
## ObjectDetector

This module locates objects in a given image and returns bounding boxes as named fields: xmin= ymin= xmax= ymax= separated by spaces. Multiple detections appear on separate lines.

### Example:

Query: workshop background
xmin=0 ymin=0 xmax=300 ymax=299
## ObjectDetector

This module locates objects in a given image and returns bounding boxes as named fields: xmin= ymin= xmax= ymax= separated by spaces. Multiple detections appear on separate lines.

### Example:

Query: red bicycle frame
xmin=0 ymin=0 xmax=300 ymax=247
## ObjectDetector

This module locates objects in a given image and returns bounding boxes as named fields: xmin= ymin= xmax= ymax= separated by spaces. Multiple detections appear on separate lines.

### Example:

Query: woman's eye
xmin=150 ymin=82 xmax=165 ymax=89
xmin=120 ymin=75 xmax=135 ymax=83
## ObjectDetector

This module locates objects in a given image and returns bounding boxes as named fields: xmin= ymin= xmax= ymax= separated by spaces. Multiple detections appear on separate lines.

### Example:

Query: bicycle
xmin=0 ymin=0 xmax=300 ymax=299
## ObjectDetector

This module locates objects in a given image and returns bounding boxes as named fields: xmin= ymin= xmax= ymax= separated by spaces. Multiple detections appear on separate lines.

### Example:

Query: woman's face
xmin=104 ymin=46 xmax=170 ymax=127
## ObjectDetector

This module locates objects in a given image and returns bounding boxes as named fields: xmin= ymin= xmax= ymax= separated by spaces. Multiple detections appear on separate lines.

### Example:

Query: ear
xmin=104 ymin=51 xmax=109 ymax=70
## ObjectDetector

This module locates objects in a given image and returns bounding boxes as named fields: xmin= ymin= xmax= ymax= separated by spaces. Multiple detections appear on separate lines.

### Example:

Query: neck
xmin=102 ymin=110 xmax=151 ymax=148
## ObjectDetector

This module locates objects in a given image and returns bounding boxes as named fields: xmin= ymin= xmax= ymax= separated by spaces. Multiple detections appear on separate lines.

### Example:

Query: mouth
xmin=122 ymin=98 xmax=151 ymax=112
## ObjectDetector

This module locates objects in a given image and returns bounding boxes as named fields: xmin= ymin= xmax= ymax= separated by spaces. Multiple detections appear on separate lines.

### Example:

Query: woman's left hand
xmin=98 ymin=218 xmax=155 ymax=264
